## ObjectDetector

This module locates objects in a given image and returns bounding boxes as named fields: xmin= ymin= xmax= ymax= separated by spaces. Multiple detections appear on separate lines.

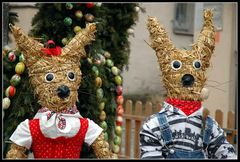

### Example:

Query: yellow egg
xmin=99 ymin=110 xmax=106 ymax=121
xmin=74 ymin=26 xmax=81 ymax=34
xmin=99 ymin=102 xmax=105 ymax=110
xmin=15 ymin=62 xmax=25 ymax=74
xmin=95 ymin=77 xmax=102 ymax=88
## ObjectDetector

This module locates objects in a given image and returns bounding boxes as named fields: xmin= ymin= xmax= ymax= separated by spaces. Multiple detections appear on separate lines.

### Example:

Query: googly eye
xmin=67 ymin=71 xmax=75 ymax=81
xmin=193 ymin=60 xmax=202 ymax=70
xmin=171 ymin=60 xmax=182 ymax=70
xmin=45 ymin=73 xmax=55 ymax=82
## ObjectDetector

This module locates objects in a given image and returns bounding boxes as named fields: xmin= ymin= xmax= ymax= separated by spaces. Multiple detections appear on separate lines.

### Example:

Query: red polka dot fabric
xmin=29 ymin=118 xmax=89 ymax=159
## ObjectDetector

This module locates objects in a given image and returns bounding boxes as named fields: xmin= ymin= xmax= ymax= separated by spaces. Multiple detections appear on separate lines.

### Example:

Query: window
xmin=173 ymin=3 xmax=194 ymax=35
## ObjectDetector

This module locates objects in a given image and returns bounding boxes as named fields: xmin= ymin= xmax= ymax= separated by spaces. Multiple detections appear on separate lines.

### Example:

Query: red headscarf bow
xmin=41 ymin=40 xmax=62 ymax=56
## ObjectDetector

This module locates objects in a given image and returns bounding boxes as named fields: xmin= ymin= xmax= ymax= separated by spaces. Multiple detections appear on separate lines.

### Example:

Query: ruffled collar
xmin=34 ymin=105 xmax=82 ymax=134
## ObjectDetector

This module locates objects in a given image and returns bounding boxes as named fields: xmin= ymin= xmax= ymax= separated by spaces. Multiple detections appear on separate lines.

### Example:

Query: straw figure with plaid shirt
xmin=140 ymin=9 xmax=237 ymax=159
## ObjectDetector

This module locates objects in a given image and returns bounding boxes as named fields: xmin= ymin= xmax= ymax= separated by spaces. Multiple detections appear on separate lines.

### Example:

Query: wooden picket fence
xmin=118 ymin=100 xmax=237 ymax=159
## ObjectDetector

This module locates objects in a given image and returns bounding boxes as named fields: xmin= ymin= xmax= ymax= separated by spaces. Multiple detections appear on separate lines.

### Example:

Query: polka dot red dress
xmin=29 ymin=118 xmax=88 ymax=159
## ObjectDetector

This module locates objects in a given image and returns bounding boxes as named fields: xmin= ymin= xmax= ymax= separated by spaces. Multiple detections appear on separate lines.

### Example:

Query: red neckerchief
xmin=165 ymin=98 xmax=201 ymax=116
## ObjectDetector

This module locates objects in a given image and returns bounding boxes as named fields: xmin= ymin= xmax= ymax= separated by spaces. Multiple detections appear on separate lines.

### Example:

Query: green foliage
xmin=3 ymin=51 xmax=40 ymax=157
xmin=3 ymin=3 xmax=140 ymax=158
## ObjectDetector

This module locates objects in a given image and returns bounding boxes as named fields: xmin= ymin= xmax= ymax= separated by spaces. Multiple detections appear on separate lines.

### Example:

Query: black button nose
xmin=57 ymin=85 xmax=70 ymax=99
xmin=182 ymin=74 xmax=195 ymax=87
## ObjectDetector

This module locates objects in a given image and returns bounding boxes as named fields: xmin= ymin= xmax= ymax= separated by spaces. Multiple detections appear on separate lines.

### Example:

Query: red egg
xmin=117 ymin=105 xmax=124 ymax=116
xmin=116 ymin=116 xmax=123 ymax=126
xmin=116 ymin=85 xmax=123 ymax=95
xmin=116 ymin=95 xmax=124 ymax=105
xmin=86 ymin=2 xmax=94 ymax=8
xmin=116 ymin=121 xmax=123 ymax=126
xmin=5 ymin=85 xmax=16 ymax=97
xmin=8 ymin=51 xmax=16 ymax=62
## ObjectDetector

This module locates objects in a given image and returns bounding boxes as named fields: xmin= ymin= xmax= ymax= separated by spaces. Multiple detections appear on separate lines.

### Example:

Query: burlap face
xmin=147 ymin=9 xmax=215 ymax=101
xmin=10 ymin=23 xmax=96 ymax=112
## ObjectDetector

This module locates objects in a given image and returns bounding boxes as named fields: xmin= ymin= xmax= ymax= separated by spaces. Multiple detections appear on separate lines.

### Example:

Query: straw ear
xmin=9 ymin=24 xmax=44 ymax=67
xmin=147 ymin=16 xmax=175 ymax=60
xmin=61 ymin=23 xmax=97 ymax=62
xmin=192 ymin=9 xmax=216 ymax=69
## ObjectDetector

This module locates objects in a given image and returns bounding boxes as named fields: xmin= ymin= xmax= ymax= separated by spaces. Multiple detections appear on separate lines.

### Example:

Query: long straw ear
xmin=61 ymin=23 xmax=96 ymax=62
xmin=9 ymin=24 xmax=44 ymax=67
xmin=192 ymin=9 xmax=216 ymax=68
xmin=147 ymin=16 xmax=175 ymax=60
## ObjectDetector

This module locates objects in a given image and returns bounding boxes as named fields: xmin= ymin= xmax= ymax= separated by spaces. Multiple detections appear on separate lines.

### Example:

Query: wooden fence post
xmin=227 ymin=111 xmax=235 ymax=144
xmin=125 ymin=100 xmax=132 ymax=159
xmin=144 ymin=101 xmax=153 ymax=117
xmin=156 ymin=102 xmax=162 ymax=112
xmin=215 ymin=109 xmax=223 ymax=128
xmin=134 ymin=101 xmax=142 ymax=159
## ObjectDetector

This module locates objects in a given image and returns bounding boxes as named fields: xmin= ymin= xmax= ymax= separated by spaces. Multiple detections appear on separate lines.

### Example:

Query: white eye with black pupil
xmin=171 ymin=60 xmax=182 ymax=70
xmin=45 ymin=73 xmax=55 ymax=82
xmin=67 ymin=71 xmax=75 ymax=81
xmin=193 ymin=60 xmax=202 ymax=70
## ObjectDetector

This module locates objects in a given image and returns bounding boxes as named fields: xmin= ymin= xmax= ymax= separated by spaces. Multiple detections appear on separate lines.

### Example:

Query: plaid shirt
xmin=139 ymin=102 xmax=237 ymax=159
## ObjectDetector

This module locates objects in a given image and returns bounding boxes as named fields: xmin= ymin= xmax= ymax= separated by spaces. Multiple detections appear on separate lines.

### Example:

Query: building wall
xmin=8 ymin=4 xmax=38 ymax=48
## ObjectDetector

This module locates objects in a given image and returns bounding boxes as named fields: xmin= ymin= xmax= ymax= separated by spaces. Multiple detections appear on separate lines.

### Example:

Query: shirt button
xmin=169 ymin=149 xmax=175 ymax=154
